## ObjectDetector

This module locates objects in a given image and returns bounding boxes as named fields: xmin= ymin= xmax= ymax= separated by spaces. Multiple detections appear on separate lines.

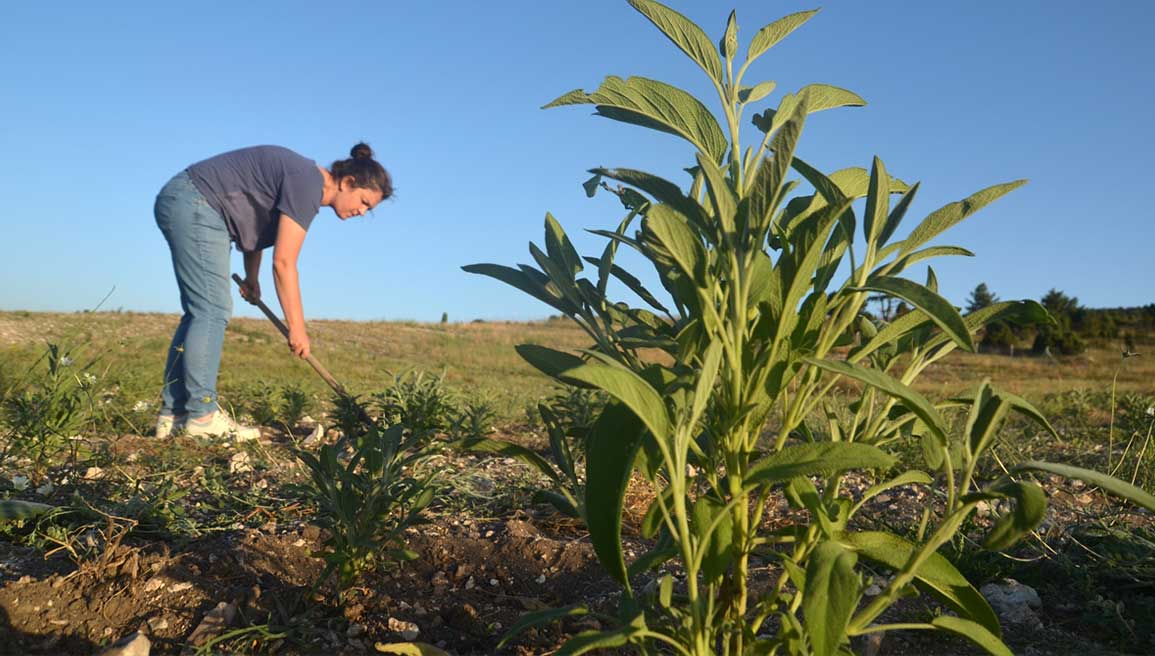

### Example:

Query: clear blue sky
xmin=1 ymin=1 xmax=1151 ymax=321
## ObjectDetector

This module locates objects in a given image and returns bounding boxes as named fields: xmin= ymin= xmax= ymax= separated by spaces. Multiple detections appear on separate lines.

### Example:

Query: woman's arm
xmin=273 ymin=214 xmax=310 ymax=359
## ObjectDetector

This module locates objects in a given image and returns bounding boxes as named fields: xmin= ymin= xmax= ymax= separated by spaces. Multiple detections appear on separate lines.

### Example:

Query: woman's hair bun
xmin=350 ymin=142 xmax=374 ymax=160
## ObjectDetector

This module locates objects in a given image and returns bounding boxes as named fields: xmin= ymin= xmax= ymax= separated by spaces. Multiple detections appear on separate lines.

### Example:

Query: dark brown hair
xmin=330 ymin=142 xmax=393 ymax=199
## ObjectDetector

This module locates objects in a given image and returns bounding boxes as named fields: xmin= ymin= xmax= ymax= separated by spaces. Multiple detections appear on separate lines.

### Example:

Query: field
xmin=0 ymin=310 xmax=1153 ymax=656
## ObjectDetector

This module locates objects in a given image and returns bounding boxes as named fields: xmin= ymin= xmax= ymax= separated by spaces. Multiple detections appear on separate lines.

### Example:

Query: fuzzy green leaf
xmin=979 ymin=480 xmax=1047 ymax=551
xmin=515 ymin=344 xmax=589 ymax=386
xmin=629 ymin=0 xmax=723 ymax=84
xmin=585 ymin=403 xmax=647 ymax=590
xmin=545 ymin=76 xmax=728 ymax=163
xmin=739 ymin=80 xmax=777 ymax=104
xmin=497 ymin=605 xmax=589 ymax=648
xmin=458 ymin=437 xmax=560 ymax=484
xmin=1012 ymin=461 xmax=1155 ymax=512
xmin=899 ymin=180 xmax=1027 ymax=258
xmin=745 ymin=443 xmax=896 ymax=489
xmin=644 ymin=204 xmax=708 ymax=286
xmin=841 ymin=531 xmax=1001 ymax=636
xmin=852 ymin=276 xmax=974 ymax=352
xmin=802 ymin=541 xmax=859 ymax=656
xmin=462 ymin=263 xmax=572 ymax=314
xmin=747 ymin=10 xmax=819 ymax=64
xmin=805 ymin=357 xmax=948 ymax=442
xmin=930 ymin=616 xmax=1013 ymax=656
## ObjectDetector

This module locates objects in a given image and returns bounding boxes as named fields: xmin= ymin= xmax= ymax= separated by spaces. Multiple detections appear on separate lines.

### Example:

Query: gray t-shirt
xmin=187 ymin=145 xmax=323 ymax=252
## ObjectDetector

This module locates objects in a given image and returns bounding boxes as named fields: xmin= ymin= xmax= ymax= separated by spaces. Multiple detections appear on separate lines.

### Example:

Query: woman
xmin=153 ymin=143 xmax=392 ymax=440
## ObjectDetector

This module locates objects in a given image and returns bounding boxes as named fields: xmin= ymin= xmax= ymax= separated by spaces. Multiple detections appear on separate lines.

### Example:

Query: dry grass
xmin=1 ymin=311 xmax=1151 ymax=422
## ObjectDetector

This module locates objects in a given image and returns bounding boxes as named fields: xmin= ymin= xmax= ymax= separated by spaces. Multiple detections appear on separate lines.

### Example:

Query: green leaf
xmin=878 ymin=182 xmax=920 ymax=246
xmin=562 ymin=358 xmax=672 ymax=442
xmin=0 ymin=500 xmax=54 ymax=520
xmin=930 ymin=616 xmax=1013 ymax=656
xmin=899 ymin=180 xmax=1027 ymax=258
xmin=754 ymin=86 xmax=867 ymax=140
xmin=644 ymin=204 xmax=708 ymax=286
xmin=582 ymin=255 xmax=669 ymax=314
xmin=745 ymin=443 xmax=896 ymax=488
xmin=586 ymin=403 xmax=647 ymax=589
xmin=696 ymin=152 xmax=738 ymax=240
xmin=693 ymin=495 xmax=735 ymax=580
xmin=778 ymin=199 xmax=853 ymax=339
xmin=805 ymin=357 xmax=948 ymax=443
xmin=841 ymin=531 xmax=1001 ymax=636
xmin=591 ymin=167 xmax=711 ymax=233
xmin=979 ymin=480 xmax=1047 ymax=551
xmin=747 ymin=10 xmax=819 ymax=64
xmin=462 ymin=263 xmax=572 ymax=314
xmin=885 ymin=245 xmax=974 ymax=277
xmin=850 ymin=470 xmax=932 ymax=515
xmin=690 ymin=338 xmax=723 ymax=427
xmin=1011 ymin=461 xmax=1155 ymax=512
xmin=629 ymin=0 xmax=723 ymax=84
xmin=965 ymin=382 xmax=1009 ymax=458
xmin=557 ymin=626 xmax=635 ymax=656
xmin=863 ymin=156 xmax=890 ymax=245
xmin=720 ymin=10 xmax=738 ymax=59
xmin=374 ymin=643 xmax=451 ymax=656
xmin=458 ymin=437 xmax=560 ymax=483
xmin=739 ymin=80 xmax=777 ymax=104
xmin=514 ymin=344 xmax=589 ymax=385
xmin=497 ymin=605 xmax=589 ymax=648
xmin=802 ymin=541 xmax=859 ymax=656
xmin=532 ymin=490 xmax=582 ymax=519
xmin=545 ymin=213 xmax=583 ymax=278
xmin=545 ymin=76 xmax=728 ymax=163
xmin=852 ymin=276 xmax=974 ymax=352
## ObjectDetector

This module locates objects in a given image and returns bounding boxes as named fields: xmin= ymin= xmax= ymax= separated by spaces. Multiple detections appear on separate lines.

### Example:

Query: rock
xmin=229 ymin=452 xmax=252 ymax=474
xmin=83 ymin=466 xmax=105 ymax=480
xmin=142 ymin=578 xmax=164 ymax=593
xmin=98 ymin=631 xmax=151 ymax=656
xmin=980 ymin=579 xmax=1042 ymax=629
xmin=146 ymin=616 xmax=169 ymax=632
xmin=864 ymin=583 xmax=883 ymax=597
xmin=387 ymin=617 xmax=420 ymax=641
xmin=187 ymin=601 xmax=237 ymax=646
xmin=301 ymin=423 xmax=325 ymax=447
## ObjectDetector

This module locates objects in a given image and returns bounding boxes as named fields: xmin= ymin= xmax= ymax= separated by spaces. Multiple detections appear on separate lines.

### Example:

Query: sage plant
xmin=469 ymin=2 xmax=1155 ymax=654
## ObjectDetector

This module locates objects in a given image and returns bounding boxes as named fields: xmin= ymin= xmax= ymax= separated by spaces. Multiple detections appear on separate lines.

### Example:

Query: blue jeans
xmin=154 ymin=170 xmax=232 ymax=420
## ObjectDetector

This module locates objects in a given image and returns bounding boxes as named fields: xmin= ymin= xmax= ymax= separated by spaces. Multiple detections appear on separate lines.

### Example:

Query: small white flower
xmin=133 ymin=400 xmax=150 ymax=412
xmin=11 ymin=475 xmax=29 ymax=491
xmin=81 ymin=373 xmax=98 ymax=386
xmin=59 ymin=356 xmax=73 ymax=367
xmin=1147 ymin=406 xmax=1154 ymax=417
xmin=36 ymin=481 xmax=54 ymax=496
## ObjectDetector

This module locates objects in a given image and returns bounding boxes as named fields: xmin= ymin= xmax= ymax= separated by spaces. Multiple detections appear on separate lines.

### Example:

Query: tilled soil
xmin=0 ymin=516 xmax=615 ymax=655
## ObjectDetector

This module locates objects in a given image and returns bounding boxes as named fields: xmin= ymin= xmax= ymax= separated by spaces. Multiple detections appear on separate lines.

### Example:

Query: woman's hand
xmin=288 ymin=324 xmax=311 ymax=359
xmin=239 ymin=277 xmax=261 ymax=305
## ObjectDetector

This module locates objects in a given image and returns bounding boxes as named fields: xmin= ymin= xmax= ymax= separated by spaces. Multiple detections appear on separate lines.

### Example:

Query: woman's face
xmin=333 ymin=176 xmax=385 ymax=220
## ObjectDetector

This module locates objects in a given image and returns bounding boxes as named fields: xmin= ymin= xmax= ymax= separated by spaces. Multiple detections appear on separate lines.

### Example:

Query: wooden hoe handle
xmin=231 ymin=273 xmax=350 ymax=398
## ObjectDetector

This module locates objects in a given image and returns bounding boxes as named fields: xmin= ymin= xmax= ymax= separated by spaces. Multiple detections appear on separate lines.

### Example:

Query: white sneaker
xmin=154 ymin=414 xmax=186 ymax=439
xmin=185 ymin=408 xmax=261 ymax=442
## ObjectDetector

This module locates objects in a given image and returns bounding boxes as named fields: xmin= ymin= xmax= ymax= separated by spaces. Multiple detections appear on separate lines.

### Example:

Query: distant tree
xmin=981 ymin=322 xmax=1017 ymax=353
xmin=440 ymin=312 xmax=449 ymax=325
xmin=1041 ymin=288 xmax=1080 ymax=317
xmin=966 ymin=283 xmax=998 ymax=313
